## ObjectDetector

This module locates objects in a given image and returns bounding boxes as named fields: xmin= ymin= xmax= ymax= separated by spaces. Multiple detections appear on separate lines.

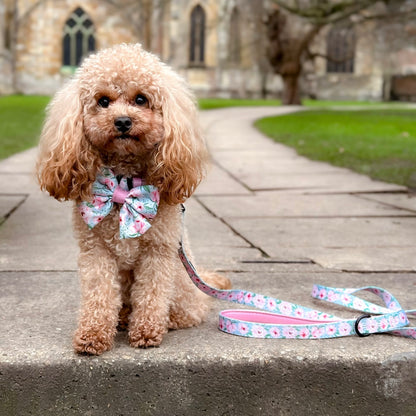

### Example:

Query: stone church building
xmin=1 ymin=0 xmax=416 ymax=101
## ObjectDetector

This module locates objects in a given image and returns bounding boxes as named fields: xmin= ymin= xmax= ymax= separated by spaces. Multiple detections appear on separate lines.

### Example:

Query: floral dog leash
xmin=178 ymin=206 xmax=416 ymax=340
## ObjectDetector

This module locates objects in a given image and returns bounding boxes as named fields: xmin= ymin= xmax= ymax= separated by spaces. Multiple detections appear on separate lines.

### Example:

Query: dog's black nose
xmin=114 ymin=116 xmax=132 ymax=133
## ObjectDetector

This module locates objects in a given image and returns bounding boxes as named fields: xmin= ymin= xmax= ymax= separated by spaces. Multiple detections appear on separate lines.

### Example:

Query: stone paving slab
xmin=184 ymin=198 xmax=250 ymax=248
xmin=1 ymin=270 xmax=415 ymax=415
xmin=182 ymin=198 xmax=265 ymax=270
xmin=228 ymin=169 xmax=405 ymax=193
xmin=202 ymin=107 xmax=303 ymax=152
xmin=0 ymin=195 xmax=26 ymax=223
xmin=0 ymin=190 xmax=77 ymax=271
xmin=191 ymin=245 xmax=266 ymax=270
xmin=1 ymin=270 xmax=415 ymax=363
xmin=360 ymin=193 xmax=416 ymax=213
xmin=226 ymin=217 xmax=416 ymax=270
xmin=310 ymin=246 xmax=416 ymax=272
xmin=213 ymin=149 xmax=345 ymax=176
xmin=0 ymin=173 xmax=38 ymax=194
xmin=203 ymin=108 xmax=406 ymax=194
xmin=227 ymin=216 xmax=416 ymax=249
xmin=198 ymin=192 xmax=413 ymax=218
xmin=0 ymin=147 xmax=36 ymax=174
xmin=195 ymin=163 xmax=251 ymax=196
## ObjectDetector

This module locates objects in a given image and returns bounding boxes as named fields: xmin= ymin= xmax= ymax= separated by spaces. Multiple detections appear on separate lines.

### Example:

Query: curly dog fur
xmin=37 ymin=44 xmax=230 ymax=355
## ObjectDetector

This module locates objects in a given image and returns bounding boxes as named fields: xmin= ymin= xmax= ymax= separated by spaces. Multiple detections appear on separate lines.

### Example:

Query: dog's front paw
xmin=73 ymin=329 xmax=114 ymax=356
xmin=129 ymin=322 xmax=167 ymax=348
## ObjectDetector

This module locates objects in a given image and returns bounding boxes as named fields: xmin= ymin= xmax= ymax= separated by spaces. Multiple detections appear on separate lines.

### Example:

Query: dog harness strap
xmin=132 ymin=177 xmax=144 ymax=187
xmin=178 ymin=205 xmax=416 ymax=340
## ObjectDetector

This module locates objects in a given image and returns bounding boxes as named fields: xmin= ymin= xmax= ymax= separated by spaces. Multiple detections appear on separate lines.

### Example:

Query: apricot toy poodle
xmin=37 ymin=43 xmax=230 ymax=355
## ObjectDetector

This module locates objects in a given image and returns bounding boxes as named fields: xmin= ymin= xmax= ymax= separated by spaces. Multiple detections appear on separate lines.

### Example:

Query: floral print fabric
xmin=178 ymin=242 xmax=415 ymax=340
xmin=78 ymin=167 xmax=159 ymax=239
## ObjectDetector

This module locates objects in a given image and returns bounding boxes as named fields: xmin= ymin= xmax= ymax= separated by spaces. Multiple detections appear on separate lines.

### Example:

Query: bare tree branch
xmin=271 ymin=0 xmax=416 ymax=25
xmin=271 ymin=0 xmax=380 ymax=24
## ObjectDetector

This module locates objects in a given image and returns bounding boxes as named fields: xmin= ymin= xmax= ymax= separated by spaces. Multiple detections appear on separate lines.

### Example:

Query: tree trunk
xmin=281 ymin=73 xmax=301 ymax=105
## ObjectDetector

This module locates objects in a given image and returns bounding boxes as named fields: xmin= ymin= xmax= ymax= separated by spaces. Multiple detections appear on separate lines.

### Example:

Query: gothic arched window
xmin=189 ymin=4 xmax=206 ymax=66
xmin=228 ymin=7 xmax=242 ymax=66
xmin=326 ymin=24 xmax=355 ymax=73
xmin=62 ymin=7 xmax=95 ymax=67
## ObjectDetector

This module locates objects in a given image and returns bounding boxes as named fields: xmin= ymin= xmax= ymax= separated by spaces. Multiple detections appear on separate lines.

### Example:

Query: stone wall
xmin=0 ymin=0 xmax=281 ymax=98
xmin=311 ymin=12 xmax=416 ymax=101
xmin=0 ymin=0 xmax=13 ymax=94
xmin=13 ymin=0 xmax=139 ymax=94
xmin=312 ymin=21 xmax=382 ymax=100
xmin=2 ymin=0 xmax=416 ymax=100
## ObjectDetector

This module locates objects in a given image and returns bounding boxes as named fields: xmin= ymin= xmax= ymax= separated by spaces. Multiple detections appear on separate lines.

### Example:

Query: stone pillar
xmin=0 ymin=0 xmax=5 ymax=49
xmin=0 ymin=0 xmax=13 ymax=94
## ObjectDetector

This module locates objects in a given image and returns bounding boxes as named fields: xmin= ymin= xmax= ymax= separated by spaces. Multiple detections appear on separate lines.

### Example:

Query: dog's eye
xmin=98 ymin=96 xmax=110 ymax=108
xmin=135 ymin=94 xmax=148 ymax=106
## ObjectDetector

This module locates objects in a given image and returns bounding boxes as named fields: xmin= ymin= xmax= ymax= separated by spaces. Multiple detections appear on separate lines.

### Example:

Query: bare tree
xmin=266 ymin=0 xmax=416 ymax=104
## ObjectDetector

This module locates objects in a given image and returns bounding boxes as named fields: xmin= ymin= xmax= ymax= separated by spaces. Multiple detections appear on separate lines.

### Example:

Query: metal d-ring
xmin=355 ymin=314 xmax=372 ymax=337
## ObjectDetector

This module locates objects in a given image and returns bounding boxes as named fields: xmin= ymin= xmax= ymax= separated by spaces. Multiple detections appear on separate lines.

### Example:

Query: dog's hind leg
xmin=168 ymin=267 xmax=231 ymax=330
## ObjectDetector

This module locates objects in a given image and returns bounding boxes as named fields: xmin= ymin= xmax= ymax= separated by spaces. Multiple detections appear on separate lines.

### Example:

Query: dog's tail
xmin=200 ymin=270 xmax=232 ymax=290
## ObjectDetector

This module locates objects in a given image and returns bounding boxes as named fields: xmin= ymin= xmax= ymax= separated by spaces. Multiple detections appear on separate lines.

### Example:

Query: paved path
xmin=1 ymin=107 xmax=415 ymax=415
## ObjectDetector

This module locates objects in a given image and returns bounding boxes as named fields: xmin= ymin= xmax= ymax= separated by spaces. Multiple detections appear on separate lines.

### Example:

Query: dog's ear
xmin=150 ymin=73 xmax=209 ymax=205
xmin=37 ymin=79 xmax=98 ymax=201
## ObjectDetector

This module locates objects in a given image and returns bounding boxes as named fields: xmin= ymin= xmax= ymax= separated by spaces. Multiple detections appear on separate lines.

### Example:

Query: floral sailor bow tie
xmin=78 ymin=167 xmax=159 ymax=239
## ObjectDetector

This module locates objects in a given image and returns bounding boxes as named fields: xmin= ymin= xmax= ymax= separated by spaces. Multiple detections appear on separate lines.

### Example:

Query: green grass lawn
xmin=198 ymin=97 xmax=411 ymax=110
xmin=1 ymin=95 xmax=415 ymax=188
xmin=198 ymin=98 xmax=282 ymax=109
xmin=255 ymin=109 xmax=416 ymax=187
xmin=0 ymin=95 xmax=50 ymax=160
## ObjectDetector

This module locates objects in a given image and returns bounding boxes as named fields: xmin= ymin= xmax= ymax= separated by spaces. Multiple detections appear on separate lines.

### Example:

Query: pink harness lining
xmin=222 ymin=310 xmax=339 ymax=325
